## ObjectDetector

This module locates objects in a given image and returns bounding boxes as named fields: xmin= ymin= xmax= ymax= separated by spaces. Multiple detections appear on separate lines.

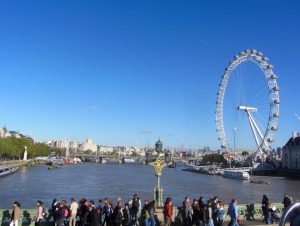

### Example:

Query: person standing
xmin=228 ymin=199 xmax=239 ymax=226
xmin=122 ymin=203 xmax=130 ymax=226
xmin=70 ymin=198 xmax=79 ymax=226
xmin=261 ymin=195 xmax=269 ymax=223
xmin=206 ymin=201 xmax=214 ymax=226
xmin=282 ymin=193 xmax=293 ymax=210
xmin=57 ymin=202 xmax=66 ymax=226
xmin=216 ymin=203 xmax=225 ymax=226
xmin=148 ymin=201 xmax=156 ymax=226
xmin=163 ymin=197 xmax=172 ymax=226
xmin=10 ymin=201 xmax=20 ymax=226
xmin=35 ymin=200 xmax=44 ymax=226
xmin=129 ymin=194 xmax=141 ymax=225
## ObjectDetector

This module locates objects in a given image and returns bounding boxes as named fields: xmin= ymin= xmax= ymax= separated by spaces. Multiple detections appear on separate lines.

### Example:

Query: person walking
xmin=10 ymin=201 xmax=20 ymax=226
xmin=163 ymin=197 xmax=172 ymax=226
xmin=35 ymin=200 xmax=44 ymax=226
xmin=228 ymin=199 xmax=239 ymax=226
xmin=70 ymin=198 xmax=79 ymax=226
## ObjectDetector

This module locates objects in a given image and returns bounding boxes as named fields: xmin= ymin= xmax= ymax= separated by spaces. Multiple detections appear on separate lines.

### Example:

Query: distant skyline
xmin=0 ymin=1 xmax=299 ymax=150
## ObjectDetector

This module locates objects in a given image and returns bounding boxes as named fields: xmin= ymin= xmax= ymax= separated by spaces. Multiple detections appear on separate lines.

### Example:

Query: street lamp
xmin=233 ymin=127 xmax=237 ymax=163
xmin=149 ymin=156 xmax=167 ymax=207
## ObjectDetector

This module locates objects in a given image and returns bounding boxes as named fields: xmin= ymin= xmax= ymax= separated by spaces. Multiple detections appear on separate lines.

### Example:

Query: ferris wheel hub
xmin=237 ymin=105 xmax=257 ymax=112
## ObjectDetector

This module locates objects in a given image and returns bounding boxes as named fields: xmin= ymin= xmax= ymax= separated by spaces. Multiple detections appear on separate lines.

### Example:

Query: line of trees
xmin=0 ymin=137 xmax=57 ymax=159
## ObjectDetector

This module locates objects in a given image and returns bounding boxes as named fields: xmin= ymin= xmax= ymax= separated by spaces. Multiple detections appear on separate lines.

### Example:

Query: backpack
xmin=64 ymin=208 xmax=69 ymax=218
xmin=132 ymin=198 xmax=140 ymax=210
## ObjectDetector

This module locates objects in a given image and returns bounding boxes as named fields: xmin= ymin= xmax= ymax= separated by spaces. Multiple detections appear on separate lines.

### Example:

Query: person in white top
xmin=69 ymin=198 xmax=78 ymax=226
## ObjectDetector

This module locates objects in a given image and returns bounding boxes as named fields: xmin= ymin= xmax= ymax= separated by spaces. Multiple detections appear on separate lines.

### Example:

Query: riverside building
xmin=282 ymin=132 xmax=300 ymax=170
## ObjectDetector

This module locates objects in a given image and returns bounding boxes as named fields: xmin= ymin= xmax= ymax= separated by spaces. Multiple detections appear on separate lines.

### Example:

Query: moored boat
xmin=0 ymin=166 xmax=18 ymax=178
xmin=222 ymin=169 xmax=250 ymax=180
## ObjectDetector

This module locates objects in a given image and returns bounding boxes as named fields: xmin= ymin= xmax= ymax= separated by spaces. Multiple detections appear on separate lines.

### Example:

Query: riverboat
xmin=123 ymin=158 xmax=136 ymax=163
xmin=0 ymin=166 xmax=18 ymax=178
xmin=222 ymin=169 xmax=250 ymax=180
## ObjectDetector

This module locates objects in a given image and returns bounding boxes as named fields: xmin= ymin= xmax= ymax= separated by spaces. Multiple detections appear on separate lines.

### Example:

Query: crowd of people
xmin=6 ymin=193 xmax=294 ymax=226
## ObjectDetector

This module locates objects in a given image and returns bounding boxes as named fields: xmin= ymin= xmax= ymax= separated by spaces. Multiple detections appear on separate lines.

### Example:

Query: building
xmin=53 ymin=140 xmax=69 ymax=150
xmin=79 ymin=139 xmax=97 ymax=153
xmin=282 ymin=132 xmax=300 ymax=170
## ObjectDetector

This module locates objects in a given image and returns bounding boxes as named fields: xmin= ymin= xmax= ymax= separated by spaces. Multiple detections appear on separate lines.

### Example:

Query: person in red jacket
xmin=163 ymin=197 xmax=173 ymax=226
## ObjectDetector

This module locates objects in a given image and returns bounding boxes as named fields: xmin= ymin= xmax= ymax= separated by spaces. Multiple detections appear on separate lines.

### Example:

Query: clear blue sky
xmin=0 ymin=0 xmax=299 ymax=150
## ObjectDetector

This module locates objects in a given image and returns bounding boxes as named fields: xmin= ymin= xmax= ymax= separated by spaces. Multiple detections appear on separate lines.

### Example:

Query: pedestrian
xmin=148 ymin=201 xmax=156 ymax=226
xmin=112 ymin=200 xmax=123 ymax=226
xmin=183 ymin=197 xmax=193 ymax=226
xmin=261 ymin=195 xmax=269 ymax=223
xmin=52 ymin=199 xmax=59 ymax=226
xmin=70 ymin=198 xmax=79 ymax=226
xmin=216 ymin=203 xmax=224 ymax=226
xmin=228 ymin=199 xmax=239 ymax=226
xmin=10 ymin=201 xmax=20 ymax=226
xmin=206 ymin=201 xmax=214 ymax=226
xmin=79 ymin=198 xmax=89 ymax=226
xmin=57 ymin=202 xmax=67 ymax=226
xmin=141 ymin=200 xmax=150 ymax=226
xmin=90 ymin=203 xmax=100 ymax=226
xmin=35 ymin=200 xmax=44 ymax=226
xmin=129 ymin=194 xmax=141 ymax=225
xmin=282 ymin=193 xmax=293 ymax=210
xmin=163 ymin=197 xmax=172 ymax=226
xmin=122 ymin=203 xmax=130 ymax=226
xmin=192 ymin=200 xmax=203 ymax=226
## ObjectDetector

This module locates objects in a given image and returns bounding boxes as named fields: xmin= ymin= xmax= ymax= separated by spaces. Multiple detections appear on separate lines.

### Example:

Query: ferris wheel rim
xmin=215 ymin=49 xmax=280 ymax=153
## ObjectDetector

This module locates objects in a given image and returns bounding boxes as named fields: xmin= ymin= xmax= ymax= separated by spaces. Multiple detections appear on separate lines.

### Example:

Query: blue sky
xmin=0 ymin=1 xmax=299 ymax=150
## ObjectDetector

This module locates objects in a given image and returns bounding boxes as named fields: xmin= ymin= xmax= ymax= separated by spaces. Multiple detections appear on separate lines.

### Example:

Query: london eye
xmin=215 ymin=50 xmax=280 ymax=162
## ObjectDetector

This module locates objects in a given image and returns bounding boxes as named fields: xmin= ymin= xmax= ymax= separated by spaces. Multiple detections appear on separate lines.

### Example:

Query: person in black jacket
xmin=122 ymin=203 xmax=130 ymax=226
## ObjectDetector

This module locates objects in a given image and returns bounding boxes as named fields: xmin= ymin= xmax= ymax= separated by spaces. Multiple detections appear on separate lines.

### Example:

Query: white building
xmin=54 ymin=140 xmax=69 ymax=149
xmin=69 ymin=141 xmax=79 ymax=150
xmin=79 ymin=139 xmax=97 ymax=153
xmin=282 ymin=132 xmax=300 ymax=170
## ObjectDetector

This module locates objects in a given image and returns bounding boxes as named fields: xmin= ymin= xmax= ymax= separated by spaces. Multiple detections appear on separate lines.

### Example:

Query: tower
xmin=155 ymin=138 xmax=163 ymax=154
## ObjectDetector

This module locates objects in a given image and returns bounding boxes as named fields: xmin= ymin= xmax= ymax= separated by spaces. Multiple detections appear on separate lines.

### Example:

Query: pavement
xmin=236 ymin=220 xmax=279 ymax=226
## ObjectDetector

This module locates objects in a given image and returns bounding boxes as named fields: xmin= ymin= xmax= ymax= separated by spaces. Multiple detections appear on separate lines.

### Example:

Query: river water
xmin=0 ymin=163 xmax=299 ymax=208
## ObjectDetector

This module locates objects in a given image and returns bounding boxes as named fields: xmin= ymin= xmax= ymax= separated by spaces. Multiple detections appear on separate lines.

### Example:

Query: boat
xmin=250 ymin=179 xmax=271 ymax=185
xmin=222 ymin=169 xmax=250 ymax=180
xmin=122 ymin=158 xmax=136 ymax=163
xmin=0 ymin=166 xmax=18 ymax=178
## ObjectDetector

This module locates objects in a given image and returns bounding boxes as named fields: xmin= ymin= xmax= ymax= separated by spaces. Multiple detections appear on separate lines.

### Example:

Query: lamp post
xmin=149 ymin=156 xmax=167 ymax=207
xmin=233 ymin=127 xmax=237 ymax=163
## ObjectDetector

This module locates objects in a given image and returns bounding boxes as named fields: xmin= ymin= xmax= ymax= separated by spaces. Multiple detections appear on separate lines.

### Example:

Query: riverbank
xmin=0 ymin=159 xmax=47 ymax=168
xmin=0 ymin=203 xmax=283 ymax=226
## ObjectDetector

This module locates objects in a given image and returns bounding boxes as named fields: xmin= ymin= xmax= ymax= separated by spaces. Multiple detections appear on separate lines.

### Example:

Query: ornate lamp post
xmin=149 ymin=138 xmax=168 ymax=207
xmin=149 ymin=156 xmax=167 ymax=207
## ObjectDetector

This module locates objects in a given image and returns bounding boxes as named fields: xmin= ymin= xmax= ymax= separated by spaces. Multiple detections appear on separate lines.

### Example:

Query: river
xmin=0 ymin=163 xmax=299 ymax=208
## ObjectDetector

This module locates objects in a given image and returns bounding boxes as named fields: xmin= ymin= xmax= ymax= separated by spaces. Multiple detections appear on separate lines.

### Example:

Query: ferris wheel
xmin=215 ymin=49 xmax=280 ymax=158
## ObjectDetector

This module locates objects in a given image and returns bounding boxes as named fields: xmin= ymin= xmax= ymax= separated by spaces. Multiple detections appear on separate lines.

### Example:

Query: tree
xmin=241 ymin=151 xmax=250 ymax=156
